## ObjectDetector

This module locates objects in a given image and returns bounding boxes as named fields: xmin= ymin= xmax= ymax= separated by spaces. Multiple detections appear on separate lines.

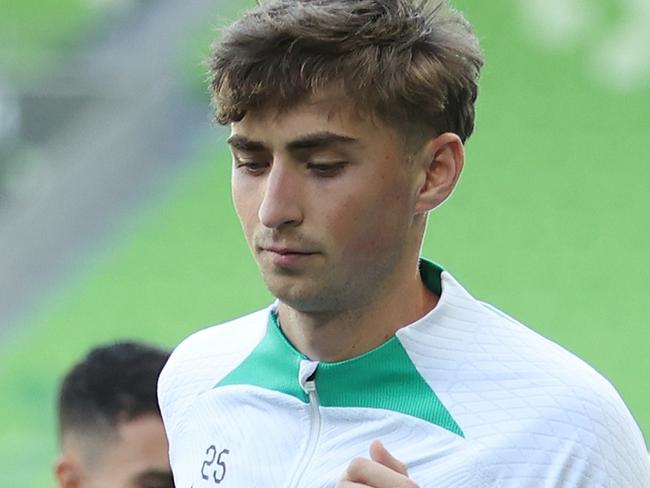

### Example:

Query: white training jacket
xmin=158 ymin=260 xmax=650 ymax=487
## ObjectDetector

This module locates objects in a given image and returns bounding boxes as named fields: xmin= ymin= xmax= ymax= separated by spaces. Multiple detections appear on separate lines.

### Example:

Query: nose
xmin=258 ymin=162 xmax=304 ymax=229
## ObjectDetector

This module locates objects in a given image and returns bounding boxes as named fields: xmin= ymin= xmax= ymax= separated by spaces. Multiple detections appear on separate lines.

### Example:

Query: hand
xmin=336 ymin=440 xmax=420 ymax=487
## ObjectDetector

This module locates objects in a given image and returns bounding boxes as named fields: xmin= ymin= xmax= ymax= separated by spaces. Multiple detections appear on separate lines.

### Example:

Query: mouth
xmin=258 ymin=246 xmax=319 ymax=266
xmin=262 ymin=246 xmax=317 ymax=255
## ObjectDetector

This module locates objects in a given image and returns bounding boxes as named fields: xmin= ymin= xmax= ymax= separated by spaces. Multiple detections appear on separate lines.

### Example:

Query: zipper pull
xmin=304 ymin=378 xmax=316 ymax=394
xmin=299 ymin=359 xmax=319 ymax=395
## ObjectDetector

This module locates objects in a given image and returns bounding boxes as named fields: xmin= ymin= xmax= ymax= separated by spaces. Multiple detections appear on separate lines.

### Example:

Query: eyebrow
xmin=226 ymin=131 xmax=359 ymax=153
xmin=132 ymin=469 xmax=175 ymax=487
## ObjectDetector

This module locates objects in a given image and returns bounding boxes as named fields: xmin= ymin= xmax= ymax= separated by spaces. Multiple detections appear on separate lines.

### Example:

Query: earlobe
xmin=414 ymin=132 xmax=464 ymax=213
xmin=54 ymin=455 xmax=82 ymax=488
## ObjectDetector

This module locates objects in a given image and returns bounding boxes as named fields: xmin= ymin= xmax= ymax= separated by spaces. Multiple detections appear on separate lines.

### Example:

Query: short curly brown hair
xmin=209 ymin=0 xmax=483 ymax=144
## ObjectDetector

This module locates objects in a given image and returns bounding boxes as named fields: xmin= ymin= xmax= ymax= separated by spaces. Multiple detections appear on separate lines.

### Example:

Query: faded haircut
xmin=57 ymin=341 xmax=170 ymax=442
xmin=209 ymin=0 xmax=484 ymax=144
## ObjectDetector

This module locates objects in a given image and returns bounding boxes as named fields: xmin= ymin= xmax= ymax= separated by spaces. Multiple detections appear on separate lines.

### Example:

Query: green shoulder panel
xmin=216 ymin=313 xmax=307 ymax=402
xmin=316 ymin=337 xmax=464 ymax=437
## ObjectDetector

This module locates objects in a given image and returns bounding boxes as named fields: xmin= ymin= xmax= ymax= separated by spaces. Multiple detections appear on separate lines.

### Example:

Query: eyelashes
xmin=234 ymin=158 xmax=349 ymax=178
xmin=306 ymin=161 xmax=348 ymax=177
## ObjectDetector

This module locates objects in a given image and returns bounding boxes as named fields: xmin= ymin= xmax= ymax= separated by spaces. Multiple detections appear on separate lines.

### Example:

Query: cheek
xmin=232 ymin=181 xmax=258 ymax=235
xmin=327 ymin=186 xmax=409 ymax=257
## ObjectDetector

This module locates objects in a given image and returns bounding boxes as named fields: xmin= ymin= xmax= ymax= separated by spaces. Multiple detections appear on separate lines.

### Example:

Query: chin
xmin=265 ymin=280 xmax=318 ymax=311
xmin=271 ymin=284 xmax=358 ymax=316
xmin=270 ymin=286 xmax=314 ymax=310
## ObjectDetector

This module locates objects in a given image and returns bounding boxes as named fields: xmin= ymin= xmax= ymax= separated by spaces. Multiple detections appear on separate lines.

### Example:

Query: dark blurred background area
xmin=0 ymin=0 xmax=222 ymax=333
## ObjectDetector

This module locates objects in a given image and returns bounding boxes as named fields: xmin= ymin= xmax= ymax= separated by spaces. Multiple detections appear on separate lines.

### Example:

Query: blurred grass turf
xmin=0 ymin=0 xmax=98 ymax=78
xmin=1 ymin=0 xmax=648 ymax=486
xmin=0 ymin=140 xmax=270 ymax=487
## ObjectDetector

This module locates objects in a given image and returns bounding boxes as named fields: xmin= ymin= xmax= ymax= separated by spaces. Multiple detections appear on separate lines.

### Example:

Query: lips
xmin=258 ymin=244 xmax=319 ymax=266
xmin=262 ymin=246 xmax=316 ymax=256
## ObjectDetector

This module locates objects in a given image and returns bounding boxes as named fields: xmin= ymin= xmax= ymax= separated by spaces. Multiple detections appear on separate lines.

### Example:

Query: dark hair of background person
xmin=57 ymin=341 xmax=170 ymax=439
xmin=209 ymin=0 xmax=484 ymax=146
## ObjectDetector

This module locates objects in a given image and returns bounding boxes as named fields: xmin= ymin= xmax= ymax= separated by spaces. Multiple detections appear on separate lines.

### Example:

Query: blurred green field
xmin=0 ymin=0 xmax=99 ymax=77
xmin=1 ymin=1 xmax=648 ymax=486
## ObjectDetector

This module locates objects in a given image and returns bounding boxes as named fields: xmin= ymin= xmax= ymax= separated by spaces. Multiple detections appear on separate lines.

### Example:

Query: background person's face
xmin=230 ymin=96 xmax=426 ymax=314
xmin=82 ymin=415 xmax=172 ymax=488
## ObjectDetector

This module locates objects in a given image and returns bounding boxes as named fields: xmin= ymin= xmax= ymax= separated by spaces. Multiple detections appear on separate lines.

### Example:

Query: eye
xmin=307 ymin=161 xmax=347 ymax=177
xmin=234 ymin=157 xmax=269 ymax=176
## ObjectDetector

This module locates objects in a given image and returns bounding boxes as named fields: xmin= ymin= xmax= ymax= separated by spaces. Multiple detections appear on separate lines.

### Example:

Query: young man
xmin=159 ymin=1 xmax=650 ymax=486
xmin=55 ymin=341 xmax=174 ymax=488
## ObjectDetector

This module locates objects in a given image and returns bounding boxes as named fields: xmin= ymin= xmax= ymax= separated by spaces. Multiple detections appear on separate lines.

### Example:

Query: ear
xmin=54 ymin=454 xmax=82 ymax=488
xmin=414 ymin=132 xmax=464 ymax=213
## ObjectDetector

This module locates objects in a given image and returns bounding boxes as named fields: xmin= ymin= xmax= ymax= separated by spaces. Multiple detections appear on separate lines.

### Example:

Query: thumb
xmin=369 ymin=440 xmax=408 ymax=476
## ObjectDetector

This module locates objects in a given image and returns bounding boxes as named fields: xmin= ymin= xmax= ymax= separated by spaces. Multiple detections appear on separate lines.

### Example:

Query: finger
xmin=340 ymin=457 xmax=417 ymax=487
xmin=369 ymin=440 xmax=408 ymax=476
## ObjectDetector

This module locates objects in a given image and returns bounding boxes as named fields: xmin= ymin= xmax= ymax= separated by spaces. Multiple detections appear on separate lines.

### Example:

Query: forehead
xmin=230 ymin=92 xmax=398 ymax=148
xmin=89 ymin=415 xmax=171 ymax=486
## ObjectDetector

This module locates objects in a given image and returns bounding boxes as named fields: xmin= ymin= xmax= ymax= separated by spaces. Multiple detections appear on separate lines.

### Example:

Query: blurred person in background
xmin=54 ymin=341 xmax=174 ymax=488
xmin=159 ymin=0 xmax=650 ymax=486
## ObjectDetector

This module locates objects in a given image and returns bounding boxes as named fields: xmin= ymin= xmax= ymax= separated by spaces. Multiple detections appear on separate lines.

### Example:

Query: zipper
xmin=287 ymin=376 xmax=321 ymax=488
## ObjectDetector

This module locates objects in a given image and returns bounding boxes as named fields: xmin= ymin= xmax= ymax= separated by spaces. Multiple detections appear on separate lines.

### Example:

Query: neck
xmin=277 ymin=260 xmax=438 ymax=362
